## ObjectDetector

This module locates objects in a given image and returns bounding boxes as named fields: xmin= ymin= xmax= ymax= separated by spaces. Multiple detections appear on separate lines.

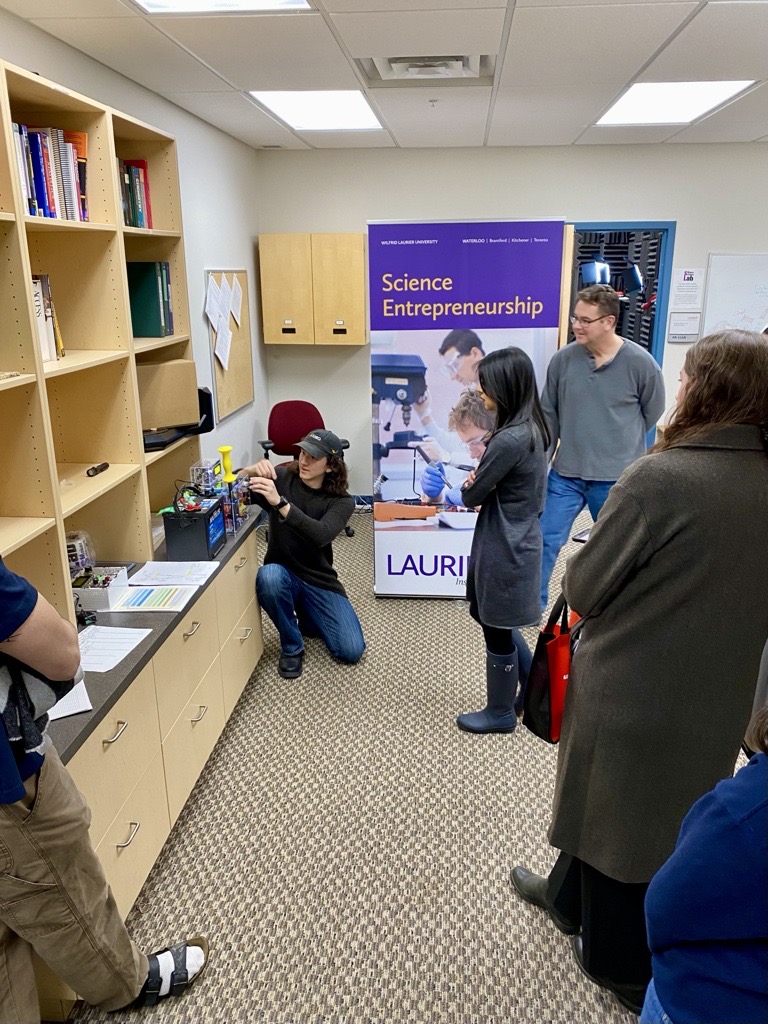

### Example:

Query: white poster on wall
xmin=670 ymin=267 xmax=705 ymax=310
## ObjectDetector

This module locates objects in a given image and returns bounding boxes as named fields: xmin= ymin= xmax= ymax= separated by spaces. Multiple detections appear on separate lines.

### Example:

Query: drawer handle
xmin=102 ymin=721 xmax=127 ymax=745
xmin=182 ymin=621 xmax=201 ymax=640
xmin=239 ymin=627 xmax=253 ymax=643
xmin=190 ymin=705 xmax=208 ymax=723
xmin=115 ymin=821 xmax=140 ymax=849
xmin=234 ymin=556 xmax=248 ymax=571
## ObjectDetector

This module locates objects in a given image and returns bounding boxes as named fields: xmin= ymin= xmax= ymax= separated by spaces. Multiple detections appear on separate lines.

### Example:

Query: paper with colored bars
xmin=109 ymin=585 xmax=197 ymax=612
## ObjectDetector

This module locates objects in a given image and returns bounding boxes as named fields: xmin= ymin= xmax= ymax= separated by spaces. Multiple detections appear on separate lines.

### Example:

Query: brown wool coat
xmin=549 ymin=425 xmax=768 ymax=883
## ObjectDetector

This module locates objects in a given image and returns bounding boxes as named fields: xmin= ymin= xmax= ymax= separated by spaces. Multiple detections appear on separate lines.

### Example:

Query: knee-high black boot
xmin=456 ymin=648 xmax=518 ymax=734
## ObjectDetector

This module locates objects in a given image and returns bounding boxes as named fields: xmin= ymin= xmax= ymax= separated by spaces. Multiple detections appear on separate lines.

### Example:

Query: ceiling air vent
xmin=370 ymin=55 xmax=481 ymax=81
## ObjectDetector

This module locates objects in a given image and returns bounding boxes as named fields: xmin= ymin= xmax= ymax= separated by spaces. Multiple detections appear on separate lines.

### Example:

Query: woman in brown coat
xmin=512 ymin=330 xmax=768 ymax=1014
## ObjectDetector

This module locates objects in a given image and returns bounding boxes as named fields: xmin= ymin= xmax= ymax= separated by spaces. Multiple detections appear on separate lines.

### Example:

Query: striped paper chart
xmin=110 ymin=585 xmax=198 ymax=612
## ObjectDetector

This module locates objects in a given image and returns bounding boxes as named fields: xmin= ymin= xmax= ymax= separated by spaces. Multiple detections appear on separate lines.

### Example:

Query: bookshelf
xmin=0 ymin=60 xmax=201 ymax=621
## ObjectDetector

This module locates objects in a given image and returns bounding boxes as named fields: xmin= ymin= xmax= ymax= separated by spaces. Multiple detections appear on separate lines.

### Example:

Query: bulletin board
xmin=205 ymin=269 xmax=255 ymax=421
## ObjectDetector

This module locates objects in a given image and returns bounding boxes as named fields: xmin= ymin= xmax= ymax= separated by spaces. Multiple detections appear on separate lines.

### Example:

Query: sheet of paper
xmin=670 ymin=267 xmax=705 ymax=309
xmin=48 ymin=680 xmax=92 ymax=720
xmin=109 ymin=585 xmax=198 ymax=612
xmin=215 ymin=315 xmax=232 ymax=370
xmin=129 ymin=561 xmax=219 ymax=587
xmin=437 ymin=511 xmax=479 ymax=530
xmin=218 ymin=274 xmax=233 ymax=326
xmin=77 ymin=624 xmax=153 ymax=672
xmin=231 ymin=275 xmax=243 ymax=326
xmin=205 ymin=274 xmax=221 ymax=327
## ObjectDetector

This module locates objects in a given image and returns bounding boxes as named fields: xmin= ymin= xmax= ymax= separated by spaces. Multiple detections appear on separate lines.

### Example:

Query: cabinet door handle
xmin=182 ymin=621 xmax=201 ymax=640
xmin=234 ymin=556 xmax=248 ymax=571
xmin=115 ymin=821 xmax=140 ymax=849
xmin=238 ymin=627 xmax=253 ymax=643
xmin=190 ymin=705 xmax=208 ymax=723
xmin=102 ymin=721 xmax=128 ymax=745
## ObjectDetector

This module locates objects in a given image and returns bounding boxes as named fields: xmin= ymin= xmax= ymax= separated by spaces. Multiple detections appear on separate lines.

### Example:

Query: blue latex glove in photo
xmin=420 ymin=462 xmax=447 ymax=499
xmin=444 ymin=485 xmax=465 ymax=507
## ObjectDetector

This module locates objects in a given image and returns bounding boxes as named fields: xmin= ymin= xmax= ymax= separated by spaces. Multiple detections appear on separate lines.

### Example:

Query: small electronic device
xmin=71 ymin=565 xmax=129 ymax=610
xmin=163 ymin=494 xmax=226 ymax=560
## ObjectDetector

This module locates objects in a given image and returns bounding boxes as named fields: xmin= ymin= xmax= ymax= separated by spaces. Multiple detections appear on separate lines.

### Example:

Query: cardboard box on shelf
xmin=136 ymin=360 xmax=198 ymax=430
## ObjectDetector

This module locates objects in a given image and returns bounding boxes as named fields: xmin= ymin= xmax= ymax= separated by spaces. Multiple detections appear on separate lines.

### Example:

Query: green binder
xmin=126 ymin=261 xmax=167 ymax=337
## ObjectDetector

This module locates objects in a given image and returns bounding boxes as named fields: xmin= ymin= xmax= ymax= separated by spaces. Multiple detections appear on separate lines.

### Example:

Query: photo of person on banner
xmin=418 ymin=389 xmax=494 ymax=506
xmin=413 ymin=329 xmax=486 ymax=461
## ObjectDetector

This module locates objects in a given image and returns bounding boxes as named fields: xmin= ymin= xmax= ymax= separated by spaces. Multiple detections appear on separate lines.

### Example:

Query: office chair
xmin=259 ymin=400 xmax=354 ymax=537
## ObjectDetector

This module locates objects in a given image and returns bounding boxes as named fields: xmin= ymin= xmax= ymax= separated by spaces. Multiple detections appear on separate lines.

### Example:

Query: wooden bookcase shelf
xmin=0 ymin=59 xmax=200 ymax=617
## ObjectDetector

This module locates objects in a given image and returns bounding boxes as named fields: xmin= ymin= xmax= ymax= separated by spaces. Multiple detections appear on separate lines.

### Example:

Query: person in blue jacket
xmin=641 ymin=706 xmax=768 ymax=1024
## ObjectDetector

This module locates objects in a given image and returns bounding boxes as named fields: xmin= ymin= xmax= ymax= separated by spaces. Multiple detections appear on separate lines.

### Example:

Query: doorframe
xmin=571 ymin=220 xmax=677 ymax=367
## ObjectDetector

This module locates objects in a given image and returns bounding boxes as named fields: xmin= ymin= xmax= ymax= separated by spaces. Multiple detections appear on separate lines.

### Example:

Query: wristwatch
xmin=275 ymin=497 xmax=289 ymax=510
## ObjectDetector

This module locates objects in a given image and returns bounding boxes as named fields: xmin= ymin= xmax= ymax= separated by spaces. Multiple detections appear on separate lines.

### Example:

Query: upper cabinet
xmin=258 ymin=232 xmax=367 ymax=346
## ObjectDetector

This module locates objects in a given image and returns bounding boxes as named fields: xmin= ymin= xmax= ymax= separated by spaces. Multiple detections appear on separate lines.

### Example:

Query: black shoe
xmin=278 ymin=651 xmax=304 ymax=679
xmin=510 ymin=865 xmax=580 ymax=935
xmin=570 ymin=935 xmax=645 ymax=1015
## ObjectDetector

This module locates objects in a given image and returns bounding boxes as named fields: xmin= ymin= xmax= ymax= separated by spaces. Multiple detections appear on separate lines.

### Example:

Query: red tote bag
xmin=522 ymin=594 xmax=572 ymax=744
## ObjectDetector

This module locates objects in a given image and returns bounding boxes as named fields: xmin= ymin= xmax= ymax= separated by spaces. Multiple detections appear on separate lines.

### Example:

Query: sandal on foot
xmin=133 ymin=935 xmax=210 ymax=1007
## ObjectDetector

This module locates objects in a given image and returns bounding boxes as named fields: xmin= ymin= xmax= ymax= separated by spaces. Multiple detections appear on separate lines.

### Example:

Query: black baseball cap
xmin=297 ymin=429 xmax=343 ymax=459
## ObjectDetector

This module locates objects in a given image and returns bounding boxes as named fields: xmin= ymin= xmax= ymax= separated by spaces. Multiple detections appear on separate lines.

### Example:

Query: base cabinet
xmin=35 ymin=530 xmax=263 ymax=1019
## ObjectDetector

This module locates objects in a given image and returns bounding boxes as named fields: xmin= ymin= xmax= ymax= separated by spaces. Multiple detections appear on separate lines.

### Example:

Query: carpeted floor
xmin=76 ymin=509 xmax=637 ymax=1024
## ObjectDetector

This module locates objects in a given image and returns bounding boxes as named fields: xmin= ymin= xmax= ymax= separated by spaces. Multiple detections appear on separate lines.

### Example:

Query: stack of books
xmin=126 ymin=261 xmax=174 ymax=337
xmin=31 ymin=274 xmax=65 ymax=362
xmin=12 ymin=123 xmax=88 ymax=220
xmin=118 ymin=158 xmax=153 ymax=228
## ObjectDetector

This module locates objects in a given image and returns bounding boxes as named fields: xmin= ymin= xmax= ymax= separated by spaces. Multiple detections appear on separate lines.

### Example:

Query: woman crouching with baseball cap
xmin=242 ymin=429 xmax=365 ymax=679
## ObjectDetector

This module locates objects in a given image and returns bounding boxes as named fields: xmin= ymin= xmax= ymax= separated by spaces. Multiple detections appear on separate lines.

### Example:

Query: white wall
xmin=2 ymin=8 xmax=766 ymax=494
xmin=256 ymin=144 xmax=767 ymax=492
xmin=0 ymin=8 xmax=268 ymax=471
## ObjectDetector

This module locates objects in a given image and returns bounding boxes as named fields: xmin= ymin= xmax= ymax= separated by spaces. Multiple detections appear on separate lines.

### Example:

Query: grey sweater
xmin=541 ymin=339 xmax=665 ymax=481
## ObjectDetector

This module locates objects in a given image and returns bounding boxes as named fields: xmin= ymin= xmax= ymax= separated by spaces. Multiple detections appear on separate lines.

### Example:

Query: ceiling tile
xmin=162 ymin=90 xmax=309 ymax=148
xmin=500 ymin=3 xmax=697 ymax=87
xmin=489 ymin=84 xmax=623 ymax=145
xmin=517 ymin=0 xmax=691 ymax=5
xmin=297 ymin=129 xmax=395 ymax=148
xmin=161 ymin=12 xmax=359 ymax=90
xmin=30 ymin=17 xmax=233 ymax=92
xmin=1 ymin=0 xmax=133 ymax=15
xmin=664 ymin=81 xmax=768 ymax=141
xmin=639 ymin=1 xmax=768 ymax=81
xmin=577 ymin=125 xmax=682 ymax=144
xmin=330 ymin=9 xmax=507 ymax=58
xmin=373 ymin=86 xmax=491 ymax=146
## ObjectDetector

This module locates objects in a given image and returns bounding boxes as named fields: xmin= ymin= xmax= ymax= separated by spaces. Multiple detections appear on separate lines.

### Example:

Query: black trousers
xmin=546 ymin=852 xmax=652 ymax=988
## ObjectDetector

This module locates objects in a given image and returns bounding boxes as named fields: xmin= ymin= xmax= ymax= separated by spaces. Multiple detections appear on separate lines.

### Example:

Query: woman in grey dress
xmin=511 ymin=329 xmax=768 ymax=1015
xmin=457 ymin=347 xmax=549 ymax=734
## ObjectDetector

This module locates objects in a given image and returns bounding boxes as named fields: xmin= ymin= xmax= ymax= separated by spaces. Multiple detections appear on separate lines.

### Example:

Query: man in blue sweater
xmin=539 ymin=284 xmax=665 ymax=609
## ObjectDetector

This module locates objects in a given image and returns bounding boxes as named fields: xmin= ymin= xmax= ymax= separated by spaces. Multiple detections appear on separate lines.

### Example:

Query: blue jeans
xmin=256 ymin=563 xmax=365 ymax=663
xmin=640 ymin=979 xmax=674 ymax=1024
xmin=540 ymin=469 xmax=615 ymax=608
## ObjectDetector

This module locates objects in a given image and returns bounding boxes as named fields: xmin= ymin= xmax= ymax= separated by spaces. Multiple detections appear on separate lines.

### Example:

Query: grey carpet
xmin=76 ymin=509 xmax=637 ymax=1024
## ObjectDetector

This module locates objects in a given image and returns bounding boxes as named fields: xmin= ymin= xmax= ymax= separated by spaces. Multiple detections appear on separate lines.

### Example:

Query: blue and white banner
xmin=369 ymin=219 xmax=564 ymax=597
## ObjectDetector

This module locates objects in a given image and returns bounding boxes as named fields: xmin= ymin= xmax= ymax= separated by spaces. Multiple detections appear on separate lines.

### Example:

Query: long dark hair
xmin=653 ymin=330 xmax=768 ymax=453
xmin=477 ymin=347 xmax=550 ymax=450
xmin=285 ymin=456 xmax=350 ymax=496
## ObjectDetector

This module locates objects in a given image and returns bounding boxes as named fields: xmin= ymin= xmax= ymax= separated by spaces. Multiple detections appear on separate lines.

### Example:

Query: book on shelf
xmin=26 ymin=130 xmax=51 ymax=218
xmin=125 ymin=159 xmax=153 ymax=228
xmin=127 ymin=261 xmax=172 ymax=337
xmin=11 ymin=122 xmax=35 ymax=216
xmin=48 ymin=128 xmax=68 ymax=220
xmin=31 ymin=275 xmax=58 ymax=362
xmin=63 ymin=129 xmax=88 ymax=221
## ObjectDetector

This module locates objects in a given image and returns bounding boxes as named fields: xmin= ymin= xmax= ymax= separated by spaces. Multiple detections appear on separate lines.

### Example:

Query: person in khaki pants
xmin=0 ymin=557 xmax=208 ymax=1024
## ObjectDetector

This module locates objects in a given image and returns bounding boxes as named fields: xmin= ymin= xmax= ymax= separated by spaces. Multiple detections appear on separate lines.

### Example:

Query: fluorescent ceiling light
xmin=132 ymin=0 xmax=309 ymax=13
xmin=251 ymin=91 xmax=382 ymax=131
xmin=598 ymin=81 xmax=754 ymax=126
